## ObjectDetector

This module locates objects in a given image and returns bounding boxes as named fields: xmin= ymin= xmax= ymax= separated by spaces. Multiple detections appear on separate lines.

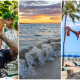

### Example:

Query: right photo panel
xmin=62 ymin=1 xmax=80 ymax=79
xmin=19 ymin=0 xmax=61 ymax=79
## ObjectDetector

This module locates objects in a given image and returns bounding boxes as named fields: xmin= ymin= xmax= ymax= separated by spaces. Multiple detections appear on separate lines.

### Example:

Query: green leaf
xmin=69 ymin=14 xmax=75 ymax=24
xmin=4 ymin=1 xmax=12 ymax=5
xmin=62 ymin=1 xmax=80 ymax=25
xmin=76 ymin=8 xmax=80 ymax=13
xmin=0 ymin=1 xmax=18 ymax=30
xmin=78 ymin=4 xmax=80 ymax=8
xmin=4 ymin=5 xmax=9 ymax=8
xmin=72 ymin=1 xmax=77 ymax=5
xmin=74 ymin=14 xmax=80 ymax=21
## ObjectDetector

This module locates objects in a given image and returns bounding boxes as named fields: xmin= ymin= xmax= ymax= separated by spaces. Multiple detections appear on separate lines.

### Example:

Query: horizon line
xmin=19 ymin=23 xmax=61 ymax=24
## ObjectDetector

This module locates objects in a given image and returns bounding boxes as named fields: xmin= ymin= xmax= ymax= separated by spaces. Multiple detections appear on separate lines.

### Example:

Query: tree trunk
xmin=62 ymin=1 xmax=64 ymax=12
xmin=62 ymin=14 xmax=67 ymax=67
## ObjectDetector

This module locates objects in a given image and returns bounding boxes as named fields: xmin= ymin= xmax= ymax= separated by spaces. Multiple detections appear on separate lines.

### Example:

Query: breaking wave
xmin=19 ymin=39 xmax=61 ymax=79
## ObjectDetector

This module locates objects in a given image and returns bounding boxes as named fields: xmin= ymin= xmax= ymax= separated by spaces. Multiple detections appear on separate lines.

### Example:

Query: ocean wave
xmin=19 ymin=39 xmax=61 ymax=79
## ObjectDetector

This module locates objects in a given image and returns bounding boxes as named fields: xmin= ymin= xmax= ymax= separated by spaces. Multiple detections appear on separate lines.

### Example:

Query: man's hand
xmin=0 ymin=19 xmax=5 ymax=35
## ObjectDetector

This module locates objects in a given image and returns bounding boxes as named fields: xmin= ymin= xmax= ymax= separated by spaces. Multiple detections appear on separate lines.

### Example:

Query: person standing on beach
xmin=0 ymin=19 xmax=18 ymax=77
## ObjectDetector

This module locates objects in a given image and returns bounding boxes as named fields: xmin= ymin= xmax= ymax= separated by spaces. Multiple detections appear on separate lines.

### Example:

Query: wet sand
xmin=26 ymin=57 xmax=61 ymax=79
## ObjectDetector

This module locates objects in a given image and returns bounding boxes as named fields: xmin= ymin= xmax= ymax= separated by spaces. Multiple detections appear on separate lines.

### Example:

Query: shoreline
xmin=21 ymin=57 xmax=61 ymax=79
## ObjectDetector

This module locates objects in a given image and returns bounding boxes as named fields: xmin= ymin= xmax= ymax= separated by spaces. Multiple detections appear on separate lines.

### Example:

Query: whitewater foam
xmin=19 ymin=39 xmax=61 ymax=78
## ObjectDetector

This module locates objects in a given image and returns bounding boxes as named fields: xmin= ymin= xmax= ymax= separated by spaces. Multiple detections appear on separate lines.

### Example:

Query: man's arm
xmin=70 ymin=28 xmax=80 ymax=34
xmin=0 ymin=34 xmax=18 ymax=58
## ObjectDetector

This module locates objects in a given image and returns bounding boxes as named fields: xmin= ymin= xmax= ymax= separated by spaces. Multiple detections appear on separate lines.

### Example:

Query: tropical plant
xmin=0 ymin=1 xmax=18 ymax=30
xmin=62 ymin=1 xmax=80 ymax=66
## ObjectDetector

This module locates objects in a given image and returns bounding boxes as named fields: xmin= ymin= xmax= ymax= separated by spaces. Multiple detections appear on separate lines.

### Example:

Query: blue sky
xmin=61 ymin=13 xmax=80 ymax=53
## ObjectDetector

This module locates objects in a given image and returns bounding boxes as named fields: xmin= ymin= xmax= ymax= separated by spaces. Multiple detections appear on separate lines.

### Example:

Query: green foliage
xmin=0 ymin=1 xmax=18 ymax=30
xmin=78 ymin=4 xmax=80 ymax=8
xmin=62 ymin=1 xmax=80 ymax=24
xmin=65 ymin=1 xmax=76 ymax=12
xmin=0 ymin=1 xmax=12 ymax=16
xmin=2 ymin=12 xmax=15 ymax=19
xmin=69 ymin=14 xmax=80 ymax=23
xmin=13 ymin=15 xmax=18 ymax=30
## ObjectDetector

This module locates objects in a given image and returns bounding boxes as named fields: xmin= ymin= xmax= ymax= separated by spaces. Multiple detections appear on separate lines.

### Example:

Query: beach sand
xmin=26 ymin=57 xmax=61 ymax=79
xmin=62 ymin=61 xmax=80 ymax=79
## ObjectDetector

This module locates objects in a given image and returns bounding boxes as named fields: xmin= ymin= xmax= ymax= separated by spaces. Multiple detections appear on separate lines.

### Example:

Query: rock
xmin=67 ymin=69 xmax=74 ymax=75
xmin=66 ymin=72 xmax=80 ymax=79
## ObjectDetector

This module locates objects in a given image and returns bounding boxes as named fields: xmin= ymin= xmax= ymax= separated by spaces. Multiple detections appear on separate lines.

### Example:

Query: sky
xmin=19 ymin=1 xmax=61 ymax=23
xmin=62 ymin=13 xmax=80 ymax=53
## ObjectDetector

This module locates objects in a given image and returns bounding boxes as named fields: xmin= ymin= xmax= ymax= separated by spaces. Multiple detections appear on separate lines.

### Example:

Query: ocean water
xmin=19 ymin=23 xmax=61 ymax=79
xmin=19 ymin=23 xmax=61 ymax=48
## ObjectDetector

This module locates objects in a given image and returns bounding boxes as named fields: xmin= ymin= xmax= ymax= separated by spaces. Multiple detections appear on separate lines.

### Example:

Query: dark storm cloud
xmin=19 ymin=1 xmax=61 ymax=19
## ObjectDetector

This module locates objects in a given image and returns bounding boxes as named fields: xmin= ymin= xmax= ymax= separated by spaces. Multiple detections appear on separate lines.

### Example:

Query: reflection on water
xmin=19 ymin=23 xmax=61 ymax=49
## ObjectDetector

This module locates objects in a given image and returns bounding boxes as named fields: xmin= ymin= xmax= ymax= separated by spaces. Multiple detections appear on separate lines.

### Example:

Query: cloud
xmin=62 ymin=19 xmax=80 ymax=29
xmin=19 ymin=3 xmax=61 ymax=11
xmin=62 ymin=12 xmax=80 ymax=29
xmin=20 ymin=1 xmax=49 ymax=5
xmin=19 ymin=1 xmax=61 ymax=19
xmin=50 ymin=15 xmax=60 ymax=20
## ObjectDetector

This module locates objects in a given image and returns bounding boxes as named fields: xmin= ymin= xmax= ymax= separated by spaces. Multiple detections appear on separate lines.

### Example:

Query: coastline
xmin=24 ymin=57 xmax=61 ymax=79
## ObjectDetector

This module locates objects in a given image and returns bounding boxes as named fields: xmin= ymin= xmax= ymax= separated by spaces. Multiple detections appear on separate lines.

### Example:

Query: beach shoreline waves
xmin=19 ymin=39 xmax=61 ymax=79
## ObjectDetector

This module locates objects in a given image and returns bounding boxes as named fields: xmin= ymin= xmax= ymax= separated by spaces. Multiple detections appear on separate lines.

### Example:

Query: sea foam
xmin=19 ymin=39 xmax=61 ymax=78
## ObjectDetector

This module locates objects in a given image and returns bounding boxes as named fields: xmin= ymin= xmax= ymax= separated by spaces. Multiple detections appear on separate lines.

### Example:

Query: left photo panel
xmin=0 ymin=1 xmax=18 ymax=79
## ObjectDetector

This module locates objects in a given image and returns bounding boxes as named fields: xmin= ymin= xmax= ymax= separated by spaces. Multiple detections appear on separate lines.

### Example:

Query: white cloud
xmin=62 ymin=14 xmax=80 ymax=29
xmin=62 ymin=20 xmax=80 ymax=29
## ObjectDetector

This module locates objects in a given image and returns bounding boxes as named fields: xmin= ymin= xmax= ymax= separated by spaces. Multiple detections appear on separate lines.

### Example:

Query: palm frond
xmin=78 ymin=4 xmax=80 ymax=8
xmin=65 ymin=1 xmax=76 ymax=12
xmin=72 ymin=1 xmax=77 ymax=5
xmin=62 ymin=10 xmax=67 ymax=19
xmin=73 ymin=14 xmax=80 ymax=21
xmin=69 ymin=14 xmax=80 ymax=24
xmin=69 ymin=14 xmax=75 ymax=23
xmin=68 ymin=10 xmax=75 ymax=14
xmin=76 ymin=8 xmax=80 ymax=13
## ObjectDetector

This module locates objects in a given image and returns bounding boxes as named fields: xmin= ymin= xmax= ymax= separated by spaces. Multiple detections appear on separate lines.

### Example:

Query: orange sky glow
xmin=19 ymin=1 xmax=61 ymax=24
xmin=19 ymin=14 xmax=61 ymax=24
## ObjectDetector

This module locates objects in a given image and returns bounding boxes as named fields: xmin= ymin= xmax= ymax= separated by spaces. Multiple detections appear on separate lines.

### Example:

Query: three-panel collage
xmin=0 ymin=0 xmax=80 ymax=80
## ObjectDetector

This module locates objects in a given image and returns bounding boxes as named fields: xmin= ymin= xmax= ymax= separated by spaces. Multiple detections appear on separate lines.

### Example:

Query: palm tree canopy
xmin=62 ymin=1 xmax=80 ymax=24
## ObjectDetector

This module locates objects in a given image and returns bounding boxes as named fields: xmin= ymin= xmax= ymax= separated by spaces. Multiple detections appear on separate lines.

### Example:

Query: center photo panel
xmin=19 ymin=0 xmax=61 ymax=79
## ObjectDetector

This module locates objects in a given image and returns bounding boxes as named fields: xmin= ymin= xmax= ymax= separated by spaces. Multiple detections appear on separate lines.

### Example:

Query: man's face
xmin=5 ymin=18 xmax=13 ymax=28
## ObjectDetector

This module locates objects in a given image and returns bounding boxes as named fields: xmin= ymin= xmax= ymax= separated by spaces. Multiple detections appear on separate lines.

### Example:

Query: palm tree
xmin=62 ymin=1 xmax=80 ymax=66
xmin=62 ymin=1 xmax=64 ymax=12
